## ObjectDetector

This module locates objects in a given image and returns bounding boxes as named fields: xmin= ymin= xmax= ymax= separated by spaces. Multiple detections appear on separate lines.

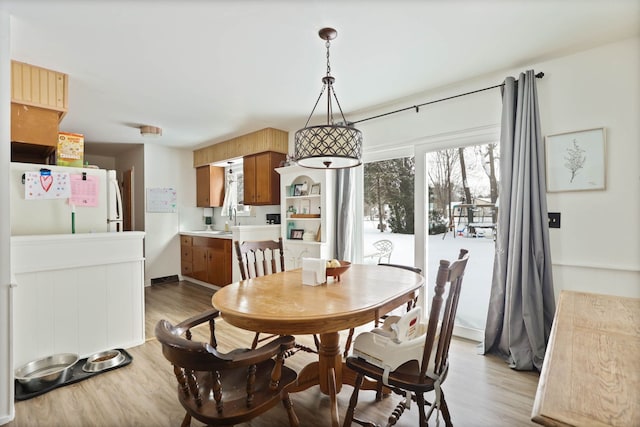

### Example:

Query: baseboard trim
xmin=179 ymin=276 xmax=221 ymax=292
xmin=453 ymin=324 xmax=483 ymax=342
xmin=150 ymin=275 xmax=179 ymax=285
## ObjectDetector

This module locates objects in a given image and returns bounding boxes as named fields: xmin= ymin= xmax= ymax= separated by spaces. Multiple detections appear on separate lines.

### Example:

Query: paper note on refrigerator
xmin=24 ymin=171 xmax=71 ymax=200
xmin=69 ymin=174 xmax=99 ymax=207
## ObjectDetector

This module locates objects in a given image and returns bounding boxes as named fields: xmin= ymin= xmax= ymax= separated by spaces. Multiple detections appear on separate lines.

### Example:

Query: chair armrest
xmin=175 ymin=309 xmax=219 ymax=331
xmin=224 ymin=335 xmax=296 ymax=366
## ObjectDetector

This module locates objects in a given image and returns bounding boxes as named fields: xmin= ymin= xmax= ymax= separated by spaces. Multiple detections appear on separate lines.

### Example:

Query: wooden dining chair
xmin=155 ymin=309 xmax=300 ymax=427
xmin=343 ymin=263 xmax=423 ymax=358
xmin=235 ymin=238 xmax=319 ymax=352
xmin=342 ymin=249 xmax=469 ymax=427
xmin=235 ymin=237 xmax=286 ymax=281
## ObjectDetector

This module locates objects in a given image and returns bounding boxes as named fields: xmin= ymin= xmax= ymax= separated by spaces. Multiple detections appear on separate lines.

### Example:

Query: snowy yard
xmin=363 ymin=219 xmax=495 ymax=335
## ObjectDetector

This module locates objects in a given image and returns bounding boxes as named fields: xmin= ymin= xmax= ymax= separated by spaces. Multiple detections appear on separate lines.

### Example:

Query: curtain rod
xmin=353 ymin=71 xmax=544 ymax=125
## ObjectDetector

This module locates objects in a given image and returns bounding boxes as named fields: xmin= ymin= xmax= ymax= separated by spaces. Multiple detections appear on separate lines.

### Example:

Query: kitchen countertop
xmin=180 ymin=224 xmax=280 ymax=239
xmin=180 ymin=230 xmax=234 ymax=239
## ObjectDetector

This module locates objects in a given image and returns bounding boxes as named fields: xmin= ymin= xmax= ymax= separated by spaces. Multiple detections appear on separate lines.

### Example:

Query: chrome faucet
xmin=229 ymin=206 xmax=237 ymax=226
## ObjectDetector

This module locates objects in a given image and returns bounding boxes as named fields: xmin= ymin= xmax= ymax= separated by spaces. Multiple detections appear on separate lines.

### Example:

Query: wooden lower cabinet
xmin=181 ymin=235 xmax=232 ymax=287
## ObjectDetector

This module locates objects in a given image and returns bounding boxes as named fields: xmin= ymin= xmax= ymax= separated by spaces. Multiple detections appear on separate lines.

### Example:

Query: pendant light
xmin=294 ymin=27 xmax=363 ymax=169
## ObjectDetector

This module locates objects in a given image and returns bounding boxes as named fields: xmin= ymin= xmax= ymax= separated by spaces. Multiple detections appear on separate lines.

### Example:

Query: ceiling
xmin=3 ymin=0 xmax=639 ymax=156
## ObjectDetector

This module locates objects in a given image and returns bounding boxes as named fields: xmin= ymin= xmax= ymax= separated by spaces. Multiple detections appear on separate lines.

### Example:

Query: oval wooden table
xmin=212 ymin=263 xmax=424 ymax=427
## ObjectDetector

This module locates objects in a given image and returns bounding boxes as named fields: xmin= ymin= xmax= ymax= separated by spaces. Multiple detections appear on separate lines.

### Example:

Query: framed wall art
xmin=545 ymin=128 xmax=606 ymax=192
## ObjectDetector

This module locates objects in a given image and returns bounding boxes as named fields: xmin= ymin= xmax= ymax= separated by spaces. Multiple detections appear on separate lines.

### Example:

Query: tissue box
xmin=302 ymin=258 xmax=326 ymax=286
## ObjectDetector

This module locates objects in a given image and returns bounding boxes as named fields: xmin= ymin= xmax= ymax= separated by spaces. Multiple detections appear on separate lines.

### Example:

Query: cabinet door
xmin=205 ymin=240 xmax=232 ymax=286
xmin=243 ymin=155 xmax=257 ymax=204
xmin=254 ymin=153 xmax=273 ymax=204
xmin=196 ymin=165 xmax=225 ymax=207
xmin=244 ymin=152 xmax=285 ymax=205
xmin=192 ymin=246 xmax=208 ymax=282
xmin=221 ymin=239 xmax=232 ymax=285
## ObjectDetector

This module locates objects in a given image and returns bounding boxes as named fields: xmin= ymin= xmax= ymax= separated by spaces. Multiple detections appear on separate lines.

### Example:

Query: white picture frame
xmin=545 ymin=128 xmax=606 ymax=192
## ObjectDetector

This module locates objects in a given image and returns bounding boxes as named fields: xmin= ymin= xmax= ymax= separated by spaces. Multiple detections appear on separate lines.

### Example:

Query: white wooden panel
xmin=77 ymin=266 xmax=108 ymax=356
xmin=106 ymin=263 xmax=135 ymax=346
xmin=51 ymin=269 xmax=79 ymax=356
xmin=11 ymin=233 xmax=145 ymax=368
xmin=11 ymin=232 xmax=145 ymax=273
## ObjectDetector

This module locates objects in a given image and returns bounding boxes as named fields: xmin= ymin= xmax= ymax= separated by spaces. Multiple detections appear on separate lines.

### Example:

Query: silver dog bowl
xmin=15 ymin=353 xmax=79 ymax=392
xmin=82 ymin=349 xmax=125 ymax=373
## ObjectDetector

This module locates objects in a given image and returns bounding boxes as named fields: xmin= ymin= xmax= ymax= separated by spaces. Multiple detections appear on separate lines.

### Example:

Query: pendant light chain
xmin=325 ymin=37 xmax=348 ymax=125
xmin=326 ymin=40 xmax=332 ymax=78
xmin=326 ymin=39 xmax=334 ymax=125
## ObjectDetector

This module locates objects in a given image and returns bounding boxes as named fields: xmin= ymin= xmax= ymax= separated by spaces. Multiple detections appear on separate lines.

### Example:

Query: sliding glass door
xmin=424 ymin=142 xmax=499 ymax=340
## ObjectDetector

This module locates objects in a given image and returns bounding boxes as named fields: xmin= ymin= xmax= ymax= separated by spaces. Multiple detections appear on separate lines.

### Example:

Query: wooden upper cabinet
xmin=11 ymin=103 xmax=59 ymax=147
xmin=243 ymin=151 xmax=286 ymax=205
xmin=11 ymin=61 xmax=68 ymax=120
xmin=196 ymin=165 xmax=225 ymax=207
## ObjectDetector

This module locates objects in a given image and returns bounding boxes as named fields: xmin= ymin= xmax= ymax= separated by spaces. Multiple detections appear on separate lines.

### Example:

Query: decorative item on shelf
xmin=290 ymin=229 xmax=304 ymax=240
xmin=325 ymin=260 xmax=351 ymax=282
xmin=300 ymin=181 xmax=308 ymax=195
xmin=293 ymin=183 xmax=303 ymax=196
xmin=294 ymin=27 xmax=363 ymax=169
xmin=316 ymin=224 xmax=322 ymax=242
xmin=311 ymin=183 xmax=321 ymax=195
xmin=287 ymin=205 xmax=296 ymax=217
xmin=300 ymin=199 xmax=310 ymax=214
xmin=283 ymin=154 xmax=295 ymax=167
xmin=291 ymin=213 xmax=321 ymax=218
xmin=303 ymin=230 xmax=316 ymax=241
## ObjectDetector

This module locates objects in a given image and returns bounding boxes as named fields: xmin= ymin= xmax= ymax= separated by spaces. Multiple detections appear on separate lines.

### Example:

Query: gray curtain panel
xmin=482 ymin=70 xmax=555 ymax=371
xmin=334 ymin=168 xmax=355 ymax=261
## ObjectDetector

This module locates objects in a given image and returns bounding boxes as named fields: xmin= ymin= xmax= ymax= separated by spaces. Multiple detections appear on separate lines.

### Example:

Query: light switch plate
xmin=548 ymin=212 xmax=561 ymax=228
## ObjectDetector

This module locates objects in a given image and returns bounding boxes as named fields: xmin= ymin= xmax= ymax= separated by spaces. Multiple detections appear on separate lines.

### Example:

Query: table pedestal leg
xmin=319 ymin=333 xmax=341 ymax=427
xmin=318 ymin=332 xmax=342 ymax=394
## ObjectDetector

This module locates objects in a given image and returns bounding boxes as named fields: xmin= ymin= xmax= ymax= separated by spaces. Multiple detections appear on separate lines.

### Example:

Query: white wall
xmin=339 ymin=36 xmax=640 ymax=300
xmin=143 ymin=145 xmax=193 ymax=285
xmin=0 ymin=9 xmax=13 ymax=425
xmin=83 ymin=153 xmax=116 ymax=170
xmin=539 ymin=37 xmax=639 ymax=298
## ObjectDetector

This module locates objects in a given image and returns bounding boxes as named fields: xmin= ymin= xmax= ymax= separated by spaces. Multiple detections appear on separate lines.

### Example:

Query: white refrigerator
xmin=10 ymin=162 xmax=123 ymax=235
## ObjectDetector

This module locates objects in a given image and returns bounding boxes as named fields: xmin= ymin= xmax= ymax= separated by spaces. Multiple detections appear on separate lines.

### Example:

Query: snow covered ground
xmin=363 ymin=219 xmax=494 ymax=334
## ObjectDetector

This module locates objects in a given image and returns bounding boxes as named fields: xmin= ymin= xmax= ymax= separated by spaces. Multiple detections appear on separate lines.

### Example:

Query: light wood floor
xmin=7 ymin=281 xmax=541 ymax=426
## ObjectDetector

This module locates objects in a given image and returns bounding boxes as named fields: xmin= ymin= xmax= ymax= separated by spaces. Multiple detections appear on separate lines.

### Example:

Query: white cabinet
xmin=276 ymin=166 xmax=335 ymax=269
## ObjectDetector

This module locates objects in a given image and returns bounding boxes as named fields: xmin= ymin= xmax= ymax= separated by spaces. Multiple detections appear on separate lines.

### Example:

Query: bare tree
xmin=364 ymin=162 xmax=393 ymax=232
xmin=477 ymin=143 xmax=500 ymax=222
xmin=458 ymin=147 xmax=474 ymax=224
xmin=428 ymin=149 xmax=460 ymax=226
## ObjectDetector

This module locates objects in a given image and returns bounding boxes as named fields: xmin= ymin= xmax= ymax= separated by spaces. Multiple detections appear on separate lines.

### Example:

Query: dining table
xmin=211 ymin=263 xmax=424 ymax=427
